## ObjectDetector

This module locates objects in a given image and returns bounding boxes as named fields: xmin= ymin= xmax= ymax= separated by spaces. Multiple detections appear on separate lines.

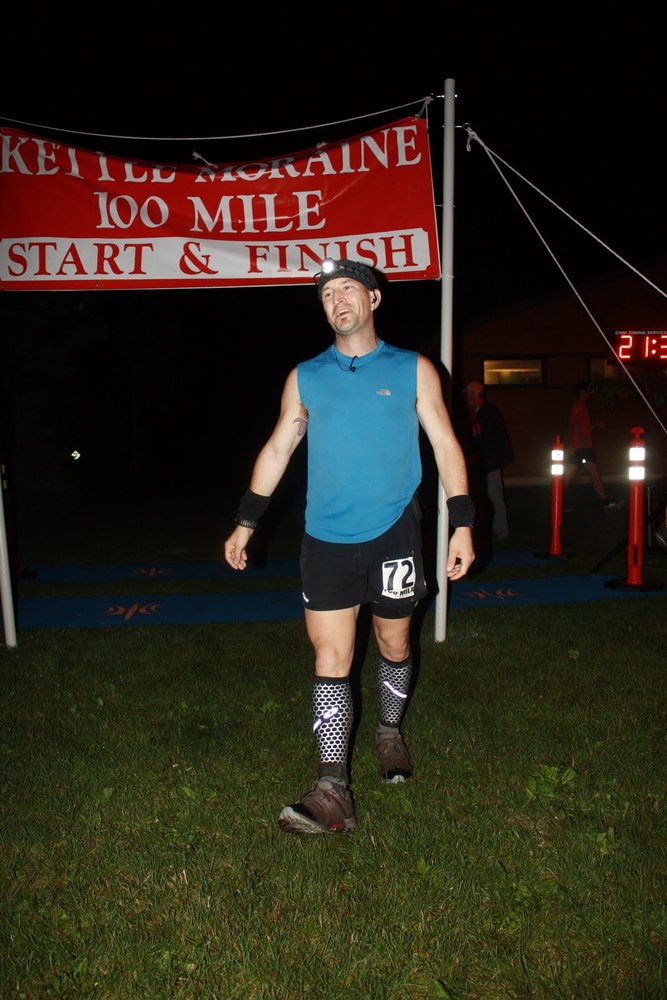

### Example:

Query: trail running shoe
xmin=278 ymin=779 xmax=357 ymax=834
xmin=374 ymin=729 xmax=413 ymax=783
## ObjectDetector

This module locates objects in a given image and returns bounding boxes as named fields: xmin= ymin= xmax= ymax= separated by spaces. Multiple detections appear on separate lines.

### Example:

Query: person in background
xmin=464 ymin=381 xmax=514 ymax=541
xmin=648 ymin=473 xmax=667 ymax=551
xmin=224 ymin=258 xmax=475 ymax=835
xmin=563 ymin=381 xmax=620 ymax=509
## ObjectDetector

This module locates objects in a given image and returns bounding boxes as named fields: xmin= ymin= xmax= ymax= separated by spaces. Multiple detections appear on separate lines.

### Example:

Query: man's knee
xmin=373 ymin=616 xmax=412 ymax=661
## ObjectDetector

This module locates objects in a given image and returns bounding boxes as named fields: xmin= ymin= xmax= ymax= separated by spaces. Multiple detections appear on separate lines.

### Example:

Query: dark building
xmin=458 ymin=258 xmax=667 ymax=486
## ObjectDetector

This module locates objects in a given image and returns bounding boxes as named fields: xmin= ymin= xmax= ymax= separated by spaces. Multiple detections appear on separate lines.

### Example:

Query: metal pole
xmin=0 ymin=471 xmax=17 ymax=648
xmin=435 ymin=78 xmax=456 ymax=642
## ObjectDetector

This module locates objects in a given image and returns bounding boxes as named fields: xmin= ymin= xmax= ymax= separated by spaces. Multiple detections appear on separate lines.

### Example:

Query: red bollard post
xmin=550 ymin=435 xmax=564 ymax=556
xmin=605 ymin=426 xmax=663 ymax=592
xmin=626 ymin=426 xmax=646 ymax=586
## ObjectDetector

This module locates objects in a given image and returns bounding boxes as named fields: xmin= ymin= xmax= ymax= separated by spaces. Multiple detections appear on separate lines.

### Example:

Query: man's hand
xmin=224 ymin=525 xmax=254 ymax=570
xmin=446 ymin=526 xmax=475 ymax=579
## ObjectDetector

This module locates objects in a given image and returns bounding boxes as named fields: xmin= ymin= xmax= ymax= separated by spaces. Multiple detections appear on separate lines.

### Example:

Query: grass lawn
xmin=1 ymin=481 xmax=666 ymax=998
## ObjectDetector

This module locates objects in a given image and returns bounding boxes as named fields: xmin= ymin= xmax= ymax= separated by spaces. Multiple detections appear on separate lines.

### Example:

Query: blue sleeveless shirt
xmin=296 ymin=339 xmax=421 ymax=543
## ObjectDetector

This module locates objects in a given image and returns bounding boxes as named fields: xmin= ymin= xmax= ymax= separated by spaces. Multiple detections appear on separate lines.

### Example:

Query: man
xmin=563 ymin=381 xmax=619 ymax=509
xmin=224 ymin=259 xmax=475 ymax=835
xmin=464 ymin=382 xmax=513 ymax=540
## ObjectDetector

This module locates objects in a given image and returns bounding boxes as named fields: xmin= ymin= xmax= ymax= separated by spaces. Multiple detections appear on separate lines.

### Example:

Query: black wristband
xmin=447 ymin=494 xmax=475 ymax=528
xmin=236 ymin=489 xmax=271 ymax=524
xmin=234 ymin=515 xmax=258 ymax=530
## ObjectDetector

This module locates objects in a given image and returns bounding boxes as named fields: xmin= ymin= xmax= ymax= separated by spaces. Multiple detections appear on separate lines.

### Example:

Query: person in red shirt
xmin=563 ymin=382 xmax=620 ymax=509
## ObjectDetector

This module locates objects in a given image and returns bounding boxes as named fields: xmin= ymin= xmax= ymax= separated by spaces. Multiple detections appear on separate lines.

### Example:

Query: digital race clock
xmin=614 ymin=331 xmax=667 ymax=363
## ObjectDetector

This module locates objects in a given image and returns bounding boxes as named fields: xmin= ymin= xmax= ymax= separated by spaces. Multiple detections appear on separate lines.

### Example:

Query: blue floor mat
xmin=16 ymin=573 xmax=666 ymax=629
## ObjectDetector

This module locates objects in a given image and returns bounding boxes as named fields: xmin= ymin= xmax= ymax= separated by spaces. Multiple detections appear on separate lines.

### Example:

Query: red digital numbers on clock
xmin=615 ymin=331 xmax=667 ymax=362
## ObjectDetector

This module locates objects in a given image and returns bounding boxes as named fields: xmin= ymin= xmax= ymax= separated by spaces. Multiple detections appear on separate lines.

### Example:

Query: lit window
xmin=590 ymin=358 xmax=622 ymax=380
xmin=483 ymin=359 xmax=543 ymax=385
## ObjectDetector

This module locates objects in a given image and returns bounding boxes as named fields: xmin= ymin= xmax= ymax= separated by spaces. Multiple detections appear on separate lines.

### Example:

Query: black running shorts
xmin=300 ymin=496 xmax=428 ymax=618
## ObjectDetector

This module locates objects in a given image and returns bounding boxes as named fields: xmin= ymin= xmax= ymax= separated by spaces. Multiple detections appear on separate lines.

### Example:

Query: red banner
xmin=0 ymin=118 xmax=441 ymax=291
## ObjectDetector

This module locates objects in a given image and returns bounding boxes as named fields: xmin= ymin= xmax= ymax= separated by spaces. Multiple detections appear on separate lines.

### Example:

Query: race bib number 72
xmin=381 ymin=557 xmax=416 ymax=599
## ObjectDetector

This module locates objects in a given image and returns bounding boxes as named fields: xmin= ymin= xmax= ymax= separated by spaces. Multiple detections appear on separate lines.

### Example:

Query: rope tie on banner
xmin=192 ymin=151 xmax=218 ymax=170
xmin=464 ymin=127 xmax=481 ymax=152
xmin=462 ymin=124 xmax=667 ymax=440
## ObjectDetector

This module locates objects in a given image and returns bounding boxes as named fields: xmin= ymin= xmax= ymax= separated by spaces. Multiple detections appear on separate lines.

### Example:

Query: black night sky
xmin=1 ymin=27 xmax=666 ymax=556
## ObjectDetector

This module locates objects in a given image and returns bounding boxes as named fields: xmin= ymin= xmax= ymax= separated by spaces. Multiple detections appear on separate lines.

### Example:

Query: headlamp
xmin=314 ymin=258 xmax=379 ymax=298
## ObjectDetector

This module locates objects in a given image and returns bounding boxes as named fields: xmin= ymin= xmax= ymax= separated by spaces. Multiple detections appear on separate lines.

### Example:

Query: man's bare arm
xmin=224 ymin=368 xmax=307 ymax=570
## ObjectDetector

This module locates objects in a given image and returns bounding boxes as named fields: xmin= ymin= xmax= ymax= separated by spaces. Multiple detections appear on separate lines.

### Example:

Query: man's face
xmin=466 ymin=387 xmax=485 ymax=408
xmin=320 ymin=276 xmax=375 ymax=335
